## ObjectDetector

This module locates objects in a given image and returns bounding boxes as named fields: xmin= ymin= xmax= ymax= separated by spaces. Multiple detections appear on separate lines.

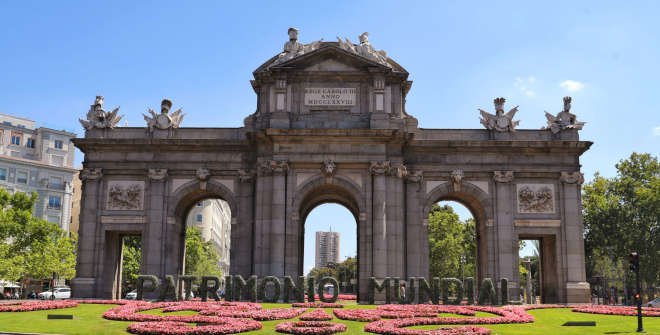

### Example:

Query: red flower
xmin=276 ymin=321 xmax=347 ymax=334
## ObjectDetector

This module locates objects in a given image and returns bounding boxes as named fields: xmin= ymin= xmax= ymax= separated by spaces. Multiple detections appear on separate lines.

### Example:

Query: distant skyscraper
xmin=315 ymin=230 xmax=340 ymax=268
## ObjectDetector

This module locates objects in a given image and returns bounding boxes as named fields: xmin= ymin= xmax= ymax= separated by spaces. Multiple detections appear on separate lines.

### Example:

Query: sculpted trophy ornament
xmin=337 ymin=32 xmax=390 ymax=67
xmin=479 ymin=97 xmax=520 ymax=132
xmin=79 ymin=96 xmax=123 ymax=130
xmin=143 ymin=99 xmax=185 ymax=132
xmin=544 ymin=96 xmax=585 ymax=134
xmin=271 ymin=28 xmax=322 ymax=66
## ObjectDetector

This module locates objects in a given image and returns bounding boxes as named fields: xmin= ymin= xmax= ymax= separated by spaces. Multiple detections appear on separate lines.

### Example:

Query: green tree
xmin=583 ymin=152 xmax=659 ymax=299
xmin=121 ymin=236 xmax=142 ymax=294
xmin=184 ymin=226 xmax=223 ymax=278
xmin=0 ymin=188 xmax=76 ymax=286
xmin=428 ymin=204 xmax=476 ymax=279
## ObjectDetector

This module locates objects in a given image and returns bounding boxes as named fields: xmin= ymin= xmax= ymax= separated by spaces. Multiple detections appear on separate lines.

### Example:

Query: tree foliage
xmin=308 ymin=257 xmax=358 ymax=293
xmin=0 ymin=188 xmax=76 ymax=283
xmin=583 ymin=152 xmax=659 ymax=297
xmin=428 ymin=204 xmax=477 ymax=279
xmin=184 ymin=226 xmax=223 ymax=279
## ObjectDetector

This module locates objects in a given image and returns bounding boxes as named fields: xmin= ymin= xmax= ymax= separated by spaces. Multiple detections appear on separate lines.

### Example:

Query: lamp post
xmin=522 ymin=257 xmax=532 ymax=304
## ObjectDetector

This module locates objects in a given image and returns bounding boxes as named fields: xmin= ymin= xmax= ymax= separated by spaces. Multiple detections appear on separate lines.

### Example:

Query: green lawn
xmin=0 ymin=303 xmax=657 ymax=335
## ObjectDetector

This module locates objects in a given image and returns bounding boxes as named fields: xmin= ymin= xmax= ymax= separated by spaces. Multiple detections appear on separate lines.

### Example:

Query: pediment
xmin=254 ymin=42 xmax=407 ymax=75
xmin=302 ymin=58 xmax=360 ymax=72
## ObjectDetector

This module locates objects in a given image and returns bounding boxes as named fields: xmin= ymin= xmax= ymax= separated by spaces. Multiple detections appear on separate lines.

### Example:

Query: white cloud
xmin=560 ymin=80 xmax=585 ymax=92
xmin=653 ymin=126 xmax=660 ymax=136
xmin=514 ymin=76 xmax=536 ymax=97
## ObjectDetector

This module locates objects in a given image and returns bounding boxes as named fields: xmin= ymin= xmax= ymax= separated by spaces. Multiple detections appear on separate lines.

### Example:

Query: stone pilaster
xmin=493 ymin=171 xmax=516 ymax=294
xmin=370 ymin=161 xmax=389 ymax=279
xmin=71 ymin=168 xmax=103 ymax=298
xmin=268 ymin=160 xmax=288 ymax=276
xmin=143 ymin=168 xmax=169 ymax=281
xmin=560 ymin=171 xmax=590 ymax=303
xmin=405 ymin=171 xmax=426 ymax=279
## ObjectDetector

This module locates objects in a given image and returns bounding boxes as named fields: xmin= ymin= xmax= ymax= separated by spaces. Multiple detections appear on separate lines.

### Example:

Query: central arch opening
xmin=303 ymin=203 xmax=357 ymax=294
xmin=428 ymin=201 xmax=478 ymax=281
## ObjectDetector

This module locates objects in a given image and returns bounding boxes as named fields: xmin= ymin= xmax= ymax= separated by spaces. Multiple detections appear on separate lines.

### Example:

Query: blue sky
xmin=1 ymin=1 xmax=658 ymax=272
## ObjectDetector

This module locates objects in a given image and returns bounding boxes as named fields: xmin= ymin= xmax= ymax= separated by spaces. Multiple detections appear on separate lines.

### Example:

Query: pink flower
xmin=276 ymin=321 xmax=347 ymax=334
xmin=300 ymin=309 xmax=333 ymax=321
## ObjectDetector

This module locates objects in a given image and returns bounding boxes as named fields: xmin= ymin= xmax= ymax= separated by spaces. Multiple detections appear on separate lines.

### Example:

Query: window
xmin=54 ymin=140 xmax=63 ymax=149
xmin=196 ymin=214 xmax=203 ymax=222
xmin=0 ymin=130 xmax=3 ymax=144
xmin=50 ymin=155 xmax=64 ymax=167
xmin=48 ymin=195 xmax=61 ymax=210
xmin=26 ymin=137 xmax=35 ymax=148
xmin=16 ymin=171 xmax=28 ymax=184
xmin=47 ymin=215 xmax=60 ymax=223
xmin=0 ymin=168 xmax=6 ymax=181
xmin=10 ymin=132 xmax=22 ymax=146
xmin=49 ymin=176 xmax=63 ymax=189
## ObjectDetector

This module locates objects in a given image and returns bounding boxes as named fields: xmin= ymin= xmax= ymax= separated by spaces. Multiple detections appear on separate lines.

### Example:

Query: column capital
xmin=369 ymin=160 xmax=390 ymax=175
xmin=237 ymin=169 xmax=255 ymax=183
xmin=147 ymin=168 xmax=168 ymax=181
xmin=389 ymin=162 xmax=408 ymax=178
xmin=259 ymin=160 xmax=289 ymax=175
xmin=493 ymin=170 xmax=514 ymax=183
xmin=405 ymin=170 xmax=423 ymax=183
xmin=560 ymin=171 xmax=584 ymax=184
xmin=80 ymin=168 xmax=103 ymax=181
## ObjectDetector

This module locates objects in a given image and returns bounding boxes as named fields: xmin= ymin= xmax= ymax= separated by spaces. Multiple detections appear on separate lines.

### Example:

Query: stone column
xmin=71 ymin=168 xmax=103 ymax=298
xmin=269 ymin=160 xmax=288 ymax=276
xmin=493 ymin=171 xmax=516 ymax=295
xmin=370 ymin=161 xmax=389 ymax=280
xmin=405 ymin=171 xmax=426 ymax=278
xmin=231 ymin=170 xmax=255 ymax=277
xmin=560 ymin=172 xmax=590 ymax=303
xmin=254 ymin=162 xmax=273 ymax=275
xmin=143 ymin=169 xmax=168 ymax=279
xmin=387 ymin=162 xmax=407 ymax=278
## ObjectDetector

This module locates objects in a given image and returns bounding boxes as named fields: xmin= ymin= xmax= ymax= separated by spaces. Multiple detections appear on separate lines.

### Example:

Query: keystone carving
xmin=147 ymin=168 xmax=168 ymax=181
xmin=321 ymin=159 xmax=336 ymax=177
xmin=479 ymin=97 xmax=520 ymax=132
xmin=560 ymin=171 xmax=584 ymax=184
xmin=196 ymin=168 xmax=211 ymax=181
xmin=369 ymin=161 xmax=390 ymax=175
xmin=493 ymin=170 xmax=514 ymax=183
xmin=451 ymin=169 xmax=464 ymax=191
xmin=80 ymin=168 xmax=103 ymax=181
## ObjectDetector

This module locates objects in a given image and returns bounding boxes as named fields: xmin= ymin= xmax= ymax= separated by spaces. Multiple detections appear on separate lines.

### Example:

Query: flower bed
xmin=571 ymin=305 xmax=660 ymax=317
xmin=276 ymin=321 xmax=347 ymax=334
xmin=293 ymin=302 xmax=343 ymax=308
xmin=0 ymin=300 xmax=79 ymax=312
xmin=300 ymin=309 xmax=333 ymax=321
xmin=337 ymin=294 xmax=357 ymax=301
xmin=126 ymin=319 xmax=262 ymax=335
xmin=364 ymin=320 xmax=491 ymax=335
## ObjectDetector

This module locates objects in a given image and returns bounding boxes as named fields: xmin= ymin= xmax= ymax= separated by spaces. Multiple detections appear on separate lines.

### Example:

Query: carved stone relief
xmin=517 ymin=184 xmax=555 ymax=213
xmin=450 ymin=169 xmax=464 ymax=191
xmin=321 ymin=159 xmax=336 ymax=177
xmin=106 ymin=181 xmax=144 ymax=210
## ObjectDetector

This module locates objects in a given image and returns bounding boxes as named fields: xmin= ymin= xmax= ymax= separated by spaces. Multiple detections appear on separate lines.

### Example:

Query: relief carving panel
xmin=106 ymin=181 xmax=145 ymax=210
xmin=517 ymin=183 xmax=555 ymax=213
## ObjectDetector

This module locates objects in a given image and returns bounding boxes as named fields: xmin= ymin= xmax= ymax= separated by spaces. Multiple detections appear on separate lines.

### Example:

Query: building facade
xmin=0 ymin=113 xmax=76 ymax=232
xmin=185 ymin=199 xmax=232 ymax=275
xmin=72 ymin=30 xmax=592 ymax=303
xmin=315 ymin=231 xmax=340 ymax=268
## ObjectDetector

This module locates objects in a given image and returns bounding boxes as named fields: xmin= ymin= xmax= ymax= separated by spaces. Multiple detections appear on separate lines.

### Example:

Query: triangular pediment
xmin=254 ymin=42 xmax=407 ymax=75
xmin=302 ymin=58 xmax=360 ymax=72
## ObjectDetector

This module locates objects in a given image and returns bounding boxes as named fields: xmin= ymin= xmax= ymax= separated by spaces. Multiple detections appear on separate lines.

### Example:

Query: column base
xmin=71 ymin=277 xmax=97 ymax=298
xmin=565 ymin=281 xmax=590 ymax=303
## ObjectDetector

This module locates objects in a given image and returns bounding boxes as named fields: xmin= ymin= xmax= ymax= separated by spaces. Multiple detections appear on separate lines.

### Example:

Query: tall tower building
xmin=315 ymin=230 xmax=340 ymax=268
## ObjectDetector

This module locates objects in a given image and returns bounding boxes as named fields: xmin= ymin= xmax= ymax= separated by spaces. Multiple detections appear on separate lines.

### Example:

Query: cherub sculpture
xmin=143 ymin=99 xmax=185 ymax=132
xmin=544 ymin=96 xmax=585 ymax=133
xmin=79 ymin=96 xmax=123 ymax=130
xmin=479 ymin=97 xmax=520 ymax=132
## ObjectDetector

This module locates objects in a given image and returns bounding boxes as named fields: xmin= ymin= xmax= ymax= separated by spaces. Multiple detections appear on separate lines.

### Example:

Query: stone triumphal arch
xmin=72 ymin=30 xmax=592 ymax=303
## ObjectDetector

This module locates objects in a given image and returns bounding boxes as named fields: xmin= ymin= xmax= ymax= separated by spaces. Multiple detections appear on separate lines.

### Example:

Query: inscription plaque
xmin=304 ymin=88 xmax=356 ymax=106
